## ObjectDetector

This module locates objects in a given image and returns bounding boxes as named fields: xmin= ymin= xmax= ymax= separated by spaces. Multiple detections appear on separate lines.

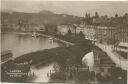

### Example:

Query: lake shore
xmin=2 ymin=31 xmax=92 ymax=68
xmin=2 ymin=31 xmax=92 ymax=82
xmin=2 ymin=31 xmax=74 ymax=46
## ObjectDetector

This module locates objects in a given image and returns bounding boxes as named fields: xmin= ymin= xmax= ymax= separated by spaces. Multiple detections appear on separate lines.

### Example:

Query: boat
xmin=32 ymin=32 xmax=40 ymax=37
xmin=48 ymin=37 xmax=53 ymax=40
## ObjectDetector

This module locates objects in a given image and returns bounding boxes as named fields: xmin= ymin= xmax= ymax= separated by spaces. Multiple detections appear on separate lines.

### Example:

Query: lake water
xmin=1 ymin=32 xmax=62 ymax=82
xmin=1 ymin=32 xmax=62 ymax=57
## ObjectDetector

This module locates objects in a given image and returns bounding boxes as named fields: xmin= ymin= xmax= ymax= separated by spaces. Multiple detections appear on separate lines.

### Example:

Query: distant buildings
xmin=57 ymin=25 xmax=69 ymax=35
xmin=95 ymin=26 xmax=116 ymax=43
xmin=78 ymin=12 xmax=128 ymax=45
xmin=117 ymin=25 xmax=128 ymax=43
xmin=37 ymin=24 xmax=45 ymax=32
xmin=63 ymin=23 xmax=117 ymax=43
xmin=69 ymin=24 xmax=77 ymax=34
xmin=1 ymin=11 xmax=128 ymax=45
xmin=75 ymin=23 xmax=85 ymax=34
xmin=45 ymin=24 xmax=57 ymax=34
xmin=83 ymin=25 xmax=96 ymax=40
xmin=115 ymin=25 xmax=128 ymax=54
xmin=56 ymin=22 xmax=123 ymax=45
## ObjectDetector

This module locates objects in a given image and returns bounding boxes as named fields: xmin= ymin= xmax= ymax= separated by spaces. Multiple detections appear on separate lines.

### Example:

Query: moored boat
xmin=32 ymin=32 xmax=40 ymax=37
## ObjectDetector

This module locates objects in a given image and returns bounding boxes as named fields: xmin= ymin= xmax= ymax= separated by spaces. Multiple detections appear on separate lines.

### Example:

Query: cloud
xmin=1 ymin=1 xmax=128 ymax=17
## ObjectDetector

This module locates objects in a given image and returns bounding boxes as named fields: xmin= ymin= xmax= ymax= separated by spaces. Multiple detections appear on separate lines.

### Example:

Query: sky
xmin=1 ymin=0 xmax=128 ymax=17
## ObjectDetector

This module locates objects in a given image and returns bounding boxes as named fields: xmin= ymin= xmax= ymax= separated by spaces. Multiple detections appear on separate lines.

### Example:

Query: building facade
xmin=83 ymin=25 xmax=96 ymax=40
xmin=117 ymin=25 xmax=128 ymax=43
xmin=95 ymin=26 xmax=116 ymax=43
xmin=68 ymin=24 xmax=77 ymax=34
xmin=57 ymin=25 xmax=69 ymax=35
xmin=76 ymin=26 xmax=84 ymax=34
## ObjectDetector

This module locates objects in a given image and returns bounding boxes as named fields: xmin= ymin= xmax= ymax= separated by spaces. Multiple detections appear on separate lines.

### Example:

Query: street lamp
xmin=119 ymin=57 xmax=121 ymax=68
xmin=126 ymin=53 xmax=128 ymax=84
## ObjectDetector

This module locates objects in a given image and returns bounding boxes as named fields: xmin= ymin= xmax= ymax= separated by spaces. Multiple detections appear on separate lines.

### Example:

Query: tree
xmin=79 ymin=31 xmax=85 ymax=39
xmin=73 ymin=25 xmax=77 ymax=36
xmin=44 ymin=24 xmax=57 ymax=34
xmin=123 ymin=13 xmax=128 ymax=19
xmin=115 ymin=13 xmax=118 ymax=18
xmin=67 ymin=29 xmax=72 ymax=36
xmin=85 ymin=13 xmax=91 ymax=24
xmin=85 ymin=13 xmax=88 ymax=18
xmin=95 ymin=12 xmax=99 ymax=18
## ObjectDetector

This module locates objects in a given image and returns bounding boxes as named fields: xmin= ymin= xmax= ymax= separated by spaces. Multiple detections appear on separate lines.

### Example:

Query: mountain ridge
xmin=1 ymin=10 xmax=82 ymax=25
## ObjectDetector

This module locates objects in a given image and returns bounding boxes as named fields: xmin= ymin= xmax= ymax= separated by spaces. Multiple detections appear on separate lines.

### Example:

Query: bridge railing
xmin=95 ymin=43 xmax=128 ymax=71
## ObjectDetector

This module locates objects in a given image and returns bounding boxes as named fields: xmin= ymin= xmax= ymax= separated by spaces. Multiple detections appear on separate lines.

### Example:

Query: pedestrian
xmin=47 ymin=72 xmax=49 ymax=77
xmin=33 ymin=72 xmax=34 ymax=77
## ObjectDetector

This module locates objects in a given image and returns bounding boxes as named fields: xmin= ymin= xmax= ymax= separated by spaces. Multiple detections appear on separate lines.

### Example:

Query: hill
xmin=1 ymin=10 xmax=82 ymax=25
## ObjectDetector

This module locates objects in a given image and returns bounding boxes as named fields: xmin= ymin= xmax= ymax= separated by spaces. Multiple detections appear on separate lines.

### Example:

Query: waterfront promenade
xmin=95 ymin=43 xmax=128 ymax=71
xmin=95 ymin=43 xmax=128 ymax=84
xmin=39 ymin=33 xmax=74 ymax=46
xmin=5 ymin=32 xmax=74 ymax=46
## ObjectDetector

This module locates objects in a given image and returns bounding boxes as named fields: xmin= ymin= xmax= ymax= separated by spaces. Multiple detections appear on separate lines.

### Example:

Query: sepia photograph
xmin=1 ymin=0 xmax=128 ymax=84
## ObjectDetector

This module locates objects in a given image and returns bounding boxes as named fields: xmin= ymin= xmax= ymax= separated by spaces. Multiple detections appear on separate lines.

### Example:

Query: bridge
xmin=95 ymin=43 xmax=128 ymax=83
xmin=95 ymin=43 xmax=128 ymax=70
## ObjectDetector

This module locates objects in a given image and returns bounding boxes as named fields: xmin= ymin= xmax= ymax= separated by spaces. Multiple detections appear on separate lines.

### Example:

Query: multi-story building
xmin=95 ymin=26 xmax=116 ymax=43
xmin=116 ymin=25 xmax=128 ymax=53
xmin=76 ymin=26 xmax=84 ymax=34
xmin=68 ymin=24 xmax=77 ymax=34
xmin=117 ymin=25 xmax=128 ymax=43
xmin=57 ymin=25 xmax=69 ymax=35
xmin=95 ymin=26 xmax=107 ymax=43
xmin=38 ymin=24 xmax=45 ymax=32
xmin=83 ymin=25 xmax=96 ymax=40
xmin=106 ymin=27 xmax=116 ymax=39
